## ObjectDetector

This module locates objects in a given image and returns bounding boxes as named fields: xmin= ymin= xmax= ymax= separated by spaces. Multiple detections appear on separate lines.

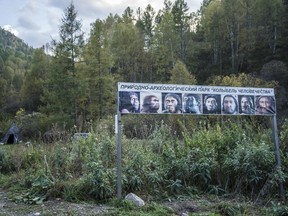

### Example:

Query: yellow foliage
xmin=16 ymin=108 xmax=25 ymax=118
xmin=207 ymin=73 xmax=278 ymax=88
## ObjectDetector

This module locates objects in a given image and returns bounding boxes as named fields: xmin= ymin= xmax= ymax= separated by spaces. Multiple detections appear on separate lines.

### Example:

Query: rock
xmin=125 ymin=193 xmax=145 ymax=207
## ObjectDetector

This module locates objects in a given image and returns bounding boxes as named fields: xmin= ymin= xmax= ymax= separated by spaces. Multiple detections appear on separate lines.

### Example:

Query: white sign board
xmin=118 ymin=82 xmax=276 ymax=115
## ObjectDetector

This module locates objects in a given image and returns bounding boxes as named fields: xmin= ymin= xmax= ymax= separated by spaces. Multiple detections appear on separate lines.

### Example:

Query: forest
xmin=0 ymin=0 xmax=288 ymax=215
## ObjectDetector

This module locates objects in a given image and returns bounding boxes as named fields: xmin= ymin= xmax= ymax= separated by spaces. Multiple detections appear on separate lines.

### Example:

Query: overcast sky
xmin=0 ymin=0 xmax=202 ymax=48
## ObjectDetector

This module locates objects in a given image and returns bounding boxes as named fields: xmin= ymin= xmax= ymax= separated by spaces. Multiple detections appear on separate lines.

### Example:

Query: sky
xmin=0 ymin=0 xmax=202 ymax=48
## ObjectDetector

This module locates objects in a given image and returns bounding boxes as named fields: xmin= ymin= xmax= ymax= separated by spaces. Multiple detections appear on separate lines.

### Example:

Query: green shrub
xmin=215 ymin=202 xmax=243 ymax=216
xmin=265 ymin=201 xmax=288 ymax=216
xmin=223 ymin=138 xmax=276 ymax=196
xmin=83 ymin=162 xmax=116 ymax=200
xmin=0 ymin=148 xmax=16 ymax=174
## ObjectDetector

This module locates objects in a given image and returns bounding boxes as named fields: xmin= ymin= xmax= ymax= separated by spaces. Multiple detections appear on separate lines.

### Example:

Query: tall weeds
xmin=0 ymin=116 xmax=286 ymax=202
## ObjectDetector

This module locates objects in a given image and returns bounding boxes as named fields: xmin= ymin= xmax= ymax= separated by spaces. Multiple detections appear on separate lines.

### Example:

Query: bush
xmin=13 ymin=109 xmax=74 ymax=141
xmin=0 ymin=148 xmax=16 ymax=174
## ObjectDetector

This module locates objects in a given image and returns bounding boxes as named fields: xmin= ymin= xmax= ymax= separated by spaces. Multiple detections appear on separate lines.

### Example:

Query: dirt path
xmin=0 ymin=189 xmax=198 ymax=216
xmin=0 ymin=189 xmax=111 ymax=216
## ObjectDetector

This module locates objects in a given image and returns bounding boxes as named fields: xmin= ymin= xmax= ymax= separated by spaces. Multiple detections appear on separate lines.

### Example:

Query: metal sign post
xmin=116 ymin=112 xmax=122 ymax=199
xmin=271 ymin=115 xmax=284 ymax=196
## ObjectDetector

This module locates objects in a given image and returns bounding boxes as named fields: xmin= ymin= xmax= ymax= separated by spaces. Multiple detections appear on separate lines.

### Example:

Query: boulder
xmin=125 ymin=193 xmax=145 ymax=207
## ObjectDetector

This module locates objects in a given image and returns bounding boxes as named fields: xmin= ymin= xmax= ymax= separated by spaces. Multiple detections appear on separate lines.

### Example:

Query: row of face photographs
xmin=118 ymin=91 xmax=276 ymax=115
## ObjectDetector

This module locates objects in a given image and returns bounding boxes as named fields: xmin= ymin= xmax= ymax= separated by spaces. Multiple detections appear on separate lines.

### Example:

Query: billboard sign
xmin=118 ymin=82 xmax=276 ymax=116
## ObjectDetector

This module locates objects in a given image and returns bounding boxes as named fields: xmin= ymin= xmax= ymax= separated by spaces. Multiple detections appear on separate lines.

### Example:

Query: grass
xmin=0 ymin=180 xmax=286 ymax=216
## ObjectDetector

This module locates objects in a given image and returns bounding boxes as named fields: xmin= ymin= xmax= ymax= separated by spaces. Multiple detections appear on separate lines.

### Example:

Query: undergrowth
xmin=0 ymin=117 xmax=287 ymax=215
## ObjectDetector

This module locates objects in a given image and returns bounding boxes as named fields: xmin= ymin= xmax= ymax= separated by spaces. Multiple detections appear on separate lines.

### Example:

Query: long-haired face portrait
xmin=119 ymin=91 xmax=140 ymax=113
xmin=255 ymin=96 xmax=275 ymax=114
xmin=238 ymin=95 xmax=254 ymax=114
xmin=183 ymin=94 xmax=202 ymax=114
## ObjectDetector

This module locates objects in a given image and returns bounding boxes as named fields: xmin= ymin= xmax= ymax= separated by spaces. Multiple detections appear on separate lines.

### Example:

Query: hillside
xmin=0 ymin=27 xmax=35 ymax=115
xmin=0 ymin=26 xmax=34 ymax=51
xmin=0 ymin=27 xmax=34 ymax=72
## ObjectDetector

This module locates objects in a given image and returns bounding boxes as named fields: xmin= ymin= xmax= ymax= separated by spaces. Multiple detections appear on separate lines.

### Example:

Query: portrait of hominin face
xmin=255 ymin=95 xmax=275 ymax=115
xmin=119 ymin=91 xmax=140 ymax=113
xmin=203 ymin=94 xmax=221 ymax=114
xmin=238 ymin=95 xmax=254 ymax=114
xmin=183 ymin=94 xmax=202 ymax=114
xmin=162 ymin=93 xmax=183 ymax=114
xmin=222 ymin=95 xmax=238 ymax=114
xmin=141 ymin=93 xmax=161 ymax=114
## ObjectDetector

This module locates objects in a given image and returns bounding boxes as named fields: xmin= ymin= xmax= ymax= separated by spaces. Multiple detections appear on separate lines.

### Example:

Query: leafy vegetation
xmin=0 ymin=119 xmax=287 ymax=215
xmin=1 ymin=0 xmax=288 ymax=215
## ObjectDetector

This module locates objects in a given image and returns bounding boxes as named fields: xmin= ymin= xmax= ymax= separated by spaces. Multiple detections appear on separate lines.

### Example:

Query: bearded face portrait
xmin=222 ymin=95 xmax=238 ymax=114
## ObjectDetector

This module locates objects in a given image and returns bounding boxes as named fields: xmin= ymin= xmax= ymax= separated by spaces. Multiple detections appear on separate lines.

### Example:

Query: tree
xmin=81 ymin=19 xmax=116 ymax=120
xmin=207 ymin=73 xmax=277 ymax=88
xmin=152 ymin=10 xmax=177 ymax=82
xmin=41 ymin=2 xmax=84 ymax=125
xmin=0 ymin=54 xmax=7 ymax=108
xmin=0 ymin=73 xmax=7 ymax=109
xmin=134 ymin=5 xmax=158 ymax=83
xmin=20 ymin=48 xmax=49 ymax=111
xmin=200 ymin=0 xmax=226 ymax=71
xmin=122 ymin=6 xmax=134 ymax=23
xmin=172 ymin=0 xmax=191 ymax=61
xmin=169 ymin=60 xmax=197 ymax=84
xmin=279 ymin=0 xmax=288 ymax=60
xmin=222 ymin=0 xmax=242 ymax=73
xmin=253 ymin=0 xmax=284 ymax=54
xmin=136 ymin=4 xmax=156 ymax=50
xmin=110 ymin=21 xmax=145 ymax=82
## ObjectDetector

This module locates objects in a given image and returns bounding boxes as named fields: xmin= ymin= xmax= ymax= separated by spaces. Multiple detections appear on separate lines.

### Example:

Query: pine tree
xmin=172 ymin=0 xmax=191 ymax=61
xmin=41 ymin=2 xmax=84 ymax=125
xmin=81 ymin=19 xmax=116 ymax=120
xmin=152 ymin=10 xmax=177 ymax=82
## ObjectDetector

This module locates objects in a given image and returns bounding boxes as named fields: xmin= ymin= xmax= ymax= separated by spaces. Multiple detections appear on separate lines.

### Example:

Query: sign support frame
xmin=116 ymin=82 xmax=284 ymax=198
